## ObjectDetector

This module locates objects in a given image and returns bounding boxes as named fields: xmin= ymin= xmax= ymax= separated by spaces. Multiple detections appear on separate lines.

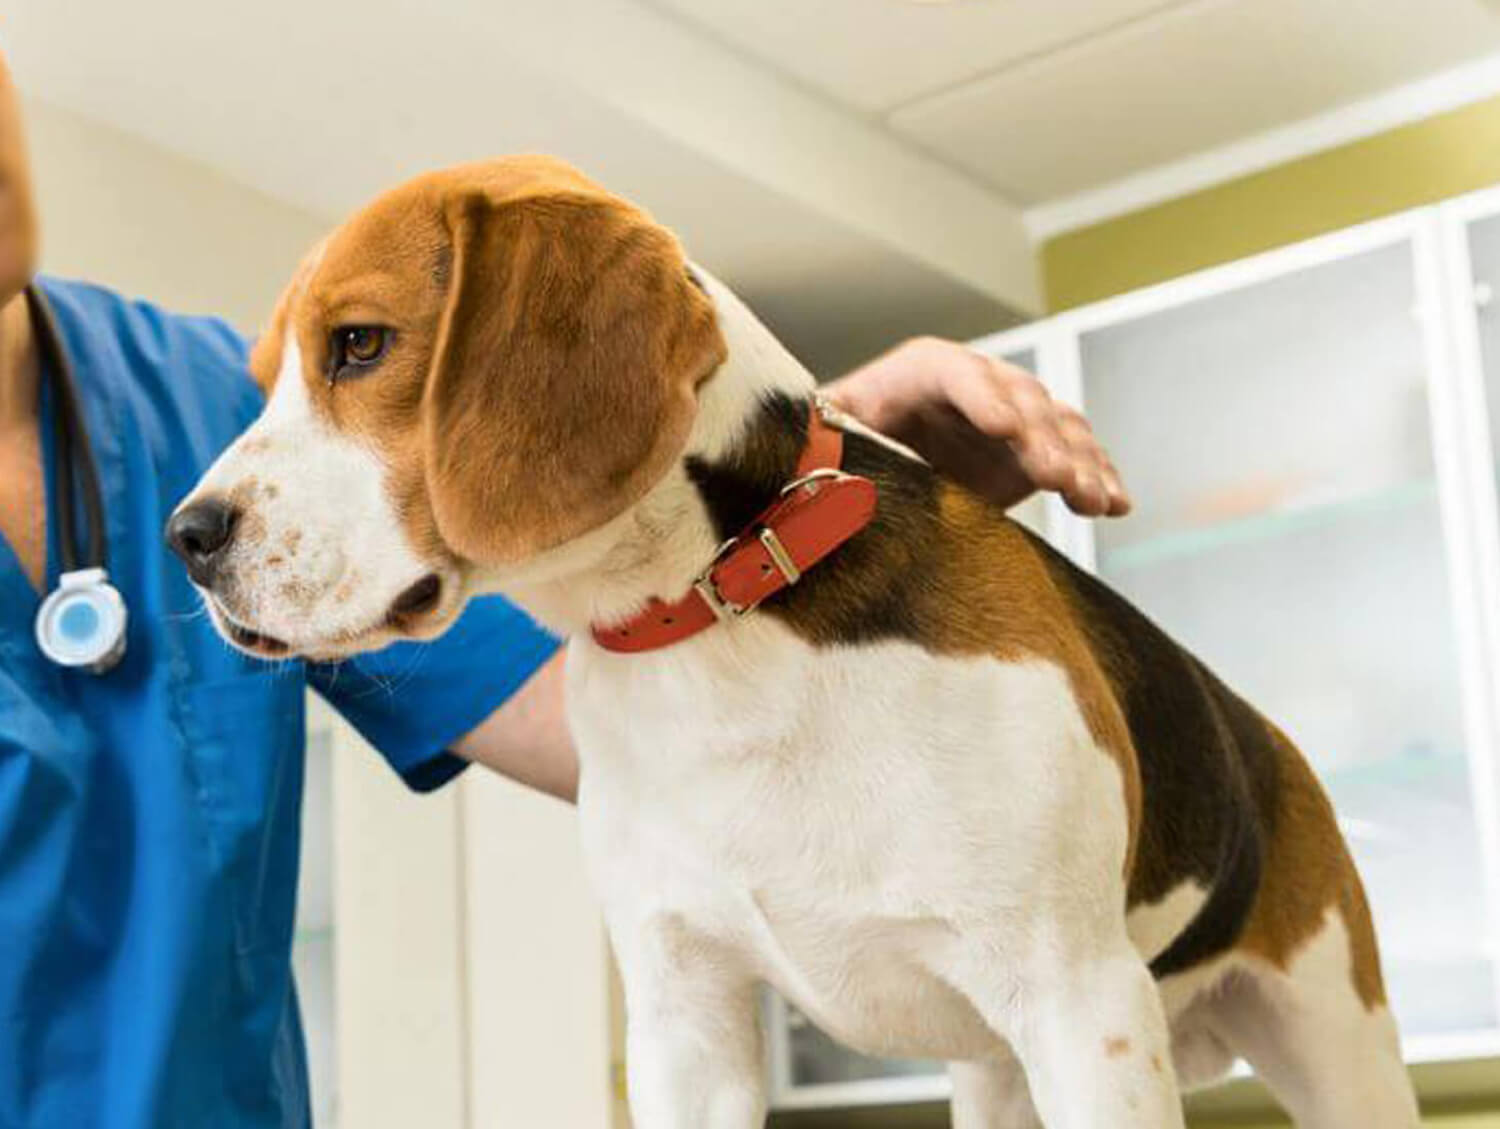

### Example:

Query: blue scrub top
xmin=0 ymin=278 xmax=561 ymax=1129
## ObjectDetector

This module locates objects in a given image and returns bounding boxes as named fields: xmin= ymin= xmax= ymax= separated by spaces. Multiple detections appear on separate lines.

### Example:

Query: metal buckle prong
xmin=692 ymin=575 xmax=741 ymax=622
xmin=779 ymin=467 xmax=846 ymax=497
xmin=758 ymin=527 xmax=801 ymax=585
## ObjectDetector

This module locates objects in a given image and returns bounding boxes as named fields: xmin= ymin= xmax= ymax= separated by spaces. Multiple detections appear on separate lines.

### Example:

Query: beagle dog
xmin=170 ymin=156 xmax=1419 ymax=1128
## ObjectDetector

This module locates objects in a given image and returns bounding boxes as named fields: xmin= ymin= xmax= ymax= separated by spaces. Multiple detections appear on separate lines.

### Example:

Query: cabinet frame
xmin=769 ymin=199 xmax=1500 ymax=1112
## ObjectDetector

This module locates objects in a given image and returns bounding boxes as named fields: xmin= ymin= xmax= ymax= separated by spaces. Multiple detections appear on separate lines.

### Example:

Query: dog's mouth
xmin=385 ymin=573 xmax=444 ymax=626
xmin=206 ymin=572 xmax=452 ymax=662
xmin=209 ymin=601 xmax=292 ymax=658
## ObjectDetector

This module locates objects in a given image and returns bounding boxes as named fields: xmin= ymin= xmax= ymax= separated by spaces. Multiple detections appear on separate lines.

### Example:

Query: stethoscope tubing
xmin=26 ymin=285 xmax=108 ymax=575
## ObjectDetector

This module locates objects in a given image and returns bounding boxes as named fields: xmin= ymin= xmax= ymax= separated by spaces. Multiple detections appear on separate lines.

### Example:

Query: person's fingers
xmin=989 ymin=370 xmax=1075 ymax=492
xmin=1054 ymin=408 xmax=1113 ymax=515
xmin=1101 ymin=454 xmax=1133 ymax=516
xmin=829 ymin=338 xmax=1134 ymax=515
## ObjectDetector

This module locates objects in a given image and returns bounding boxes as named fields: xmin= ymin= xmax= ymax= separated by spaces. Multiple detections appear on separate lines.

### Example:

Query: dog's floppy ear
xmin=422 ymin=178 xmax=726 ymax=564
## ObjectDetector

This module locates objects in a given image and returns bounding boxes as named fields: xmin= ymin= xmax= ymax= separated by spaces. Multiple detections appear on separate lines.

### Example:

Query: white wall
xmin=24 ymin=95 xmax=328 ymax=330
xmin=332 ymin=722 xmax=614 ymax=1129
xmin=462 ymin=774 xmax=614 ymax=1129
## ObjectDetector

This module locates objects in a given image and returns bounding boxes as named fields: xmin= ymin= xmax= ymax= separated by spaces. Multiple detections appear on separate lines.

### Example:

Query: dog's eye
xmin=328 ymin=326 xmax=393 ymax=381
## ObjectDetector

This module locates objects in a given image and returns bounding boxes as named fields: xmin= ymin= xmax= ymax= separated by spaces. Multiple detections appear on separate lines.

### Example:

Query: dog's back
xmin=688 ymin=390 xmax=1381 ymax=1000
xmin=647 ymin=389 xmax=1420 ymax=1125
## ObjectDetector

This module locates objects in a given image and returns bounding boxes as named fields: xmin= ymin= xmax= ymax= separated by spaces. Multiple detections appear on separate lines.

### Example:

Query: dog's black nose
xmin=166 ymin=498 xmax=238 ymax=587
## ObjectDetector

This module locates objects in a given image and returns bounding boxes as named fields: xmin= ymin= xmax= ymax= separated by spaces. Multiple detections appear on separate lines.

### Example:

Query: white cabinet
xmin=767 ymin=202 xmax=1500 ymax=1111
xmin=305 ymin=700 xmax=615 ymax=1129
xmin=297 ymin=698 xmax=340 ymax=1128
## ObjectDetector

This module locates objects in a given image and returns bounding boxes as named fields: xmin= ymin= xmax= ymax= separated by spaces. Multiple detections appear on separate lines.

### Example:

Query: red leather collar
xmin=591 ymin=397 xmax=878 ymax=653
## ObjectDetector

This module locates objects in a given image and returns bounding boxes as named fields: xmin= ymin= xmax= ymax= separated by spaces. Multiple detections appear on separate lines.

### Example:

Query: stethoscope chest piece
xmin=27 ymin=284 xmax=128 ymax=675
xmin=34 ymin=567 xmax=128 ymax=674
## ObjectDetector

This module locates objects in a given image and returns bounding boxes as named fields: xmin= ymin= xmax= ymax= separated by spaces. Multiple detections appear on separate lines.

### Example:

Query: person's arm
xmin=454 ymin=336 xmax=1130 ymax=802
xmin=452 ymin=650 xmax=577 ymax=801
xmin=824 ymin=336 xmax=1129 ymax=516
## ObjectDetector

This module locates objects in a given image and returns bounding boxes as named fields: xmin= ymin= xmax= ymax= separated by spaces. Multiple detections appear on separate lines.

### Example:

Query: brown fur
xmin=247 ymin=155 xmax=726 ymax=569
xmin=687 ymin=393 xmax=1385 ymax=1006
xmin=688 ymin=402 xmax=1142 ymax=874
xmin=1237 ymin=724 xmax=1386 ymax=1007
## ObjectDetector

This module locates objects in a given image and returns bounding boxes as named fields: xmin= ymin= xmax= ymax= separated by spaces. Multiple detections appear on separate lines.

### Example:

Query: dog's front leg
xmin=951 ymin=934 xmax=1185 ymax=1129
xmin=616 ymin=916 xmax=765 ymax=1129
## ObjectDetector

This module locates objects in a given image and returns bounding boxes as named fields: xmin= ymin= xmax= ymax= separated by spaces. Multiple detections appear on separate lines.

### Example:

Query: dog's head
xmin=168 ymin=156 xmax=726 ymax=660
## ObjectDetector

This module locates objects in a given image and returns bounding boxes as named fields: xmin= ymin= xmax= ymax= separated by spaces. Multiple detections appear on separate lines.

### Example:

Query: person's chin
xmin=0 ymin=197 xmax=37 ymax=299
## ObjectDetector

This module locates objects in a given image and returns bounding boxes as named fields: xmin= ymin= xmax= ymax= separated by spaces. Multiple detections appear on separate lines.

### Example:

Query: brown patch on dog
xmin=281 ymin=529 xmax=302 ymax=553
xmin=687 ymin=399 xmax=1141 ymax=875
xmin=1104 ymin=1036 xmax=1131 ymax=1058
xmin=687 ymin=395 xmax=1368 ymax=984
xmin=1150 ymin=1054 xmax=1164 ymax=1075
xmin=1235 ymin=724 xmax=1386 ymax=1009
xmin=266 ymin=555 xmax=284 ymax=567
xmin=255 ymin=155 xmax=724 ymax=571
xmin=928 ymin=485 xmax=1143 ymax=872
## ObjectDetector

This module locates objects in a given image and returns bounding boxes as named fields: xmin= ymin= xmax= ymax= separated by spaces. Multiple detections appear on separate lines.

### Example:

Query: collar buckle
xmin=591 ymin=397 xmax=877 ymax=653
xmin=691 ymin=574 xmax=742 ymax=622
xmin=691 ymin=537 xmax=749 ymax=621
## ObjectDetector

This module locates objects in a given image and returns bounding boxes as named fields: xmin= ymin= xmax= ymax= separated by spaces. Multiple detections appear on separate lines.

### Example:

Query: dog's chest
xmin=568 ymin=621 xmax=1132 ymax=1058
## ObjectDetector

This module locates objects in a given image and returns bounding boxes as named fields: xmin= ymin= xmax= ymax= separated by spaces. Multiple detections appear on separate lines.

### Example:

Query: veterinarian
xmin=0 ymin=50 xmax=1128 ymax=1129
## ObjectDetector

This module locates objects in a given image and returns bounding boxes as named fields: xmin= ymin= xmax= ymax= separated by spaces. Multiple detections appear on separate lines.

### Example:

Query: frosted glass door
xmin=1079 ymin=242 xmax=1494 ymax=1039
xmin=1466 ymin=214 xmax=1500 ymax=502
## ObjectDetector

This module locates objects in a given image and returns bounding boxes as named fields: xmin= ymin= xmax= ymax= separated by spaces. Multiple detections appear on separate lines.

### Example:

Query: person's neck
xmin=0 ymin=288 xmax=39 ymax=431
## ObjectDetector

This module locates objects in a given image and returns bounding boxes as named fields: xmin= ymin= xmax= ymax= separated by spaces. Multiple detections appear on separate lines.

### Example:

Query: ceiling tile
xmin=647 ymin=0 xmax=1191 ymax=112
xmin=889 ymin=0 xmax=1500 ymax=202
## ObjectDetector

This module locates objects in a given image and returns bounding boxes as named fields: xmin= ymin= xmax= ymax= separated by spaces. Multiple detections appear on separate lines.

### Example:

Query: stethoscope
xmin=27 ymin=285 xmax=128 ymax=674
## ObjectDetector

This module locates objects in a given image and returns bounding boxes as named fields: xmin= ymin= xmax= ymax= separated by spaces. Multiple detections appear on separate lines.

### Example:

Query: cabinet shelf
xmin=1100 ymin=476 xmax=1438 ymax=574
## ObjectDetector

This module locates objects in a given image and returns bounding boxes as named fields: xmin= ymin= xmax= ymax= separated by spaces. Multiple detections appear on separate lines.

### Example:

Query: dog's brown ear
xmin=422 ymin=179 xmax=726 ymax=564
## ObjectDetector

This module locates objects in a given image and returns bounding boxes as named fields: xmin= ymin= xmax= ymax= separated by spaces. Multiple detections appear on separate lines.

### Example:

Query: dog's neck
xmin=480 ymin=268 xmax=817 ymax=637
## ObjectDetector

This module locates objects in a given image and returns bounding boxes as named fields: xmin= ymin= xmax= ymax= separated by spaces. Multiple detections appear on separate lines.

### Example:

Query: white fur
xmin=569 ymin=621 xmax=1183 ymax=1127
xmin=515 ymin=274 xmax=1414 ymax=1128
xmin=474 ymin=272 xmax=1192 ymax=1126
xmin=1208 ymin=912 xmax=1418 ymax=1128
xmin=175 ymin=333 xmax=460 ymax=656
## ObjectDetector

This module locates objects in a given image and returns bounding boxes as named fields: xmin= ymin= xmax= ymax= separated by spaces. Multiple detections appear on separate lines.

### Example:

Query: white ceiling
xmin=657 ymin=0 xmax=1500 ymax=203
xmin=5 ymin=0 xmax=1500 ymax=370
xmin=648 ymin=0 xmax=1189 ymax=113
xmin=0 ymin=0 xmax=1031 ymax=375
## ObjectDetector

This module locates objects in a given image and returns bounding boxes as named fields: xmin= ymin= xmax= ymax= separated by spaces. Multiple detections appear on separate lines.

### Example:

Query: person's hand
xmin=824 ymin=336 xmax=1130 ymax=516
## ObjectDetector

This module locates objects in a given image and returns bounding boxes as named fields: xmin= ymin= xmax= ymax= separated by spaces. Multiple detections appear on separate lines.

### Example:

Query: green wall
xmin=1041 ymin=92 xmax=1500 ymax=311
